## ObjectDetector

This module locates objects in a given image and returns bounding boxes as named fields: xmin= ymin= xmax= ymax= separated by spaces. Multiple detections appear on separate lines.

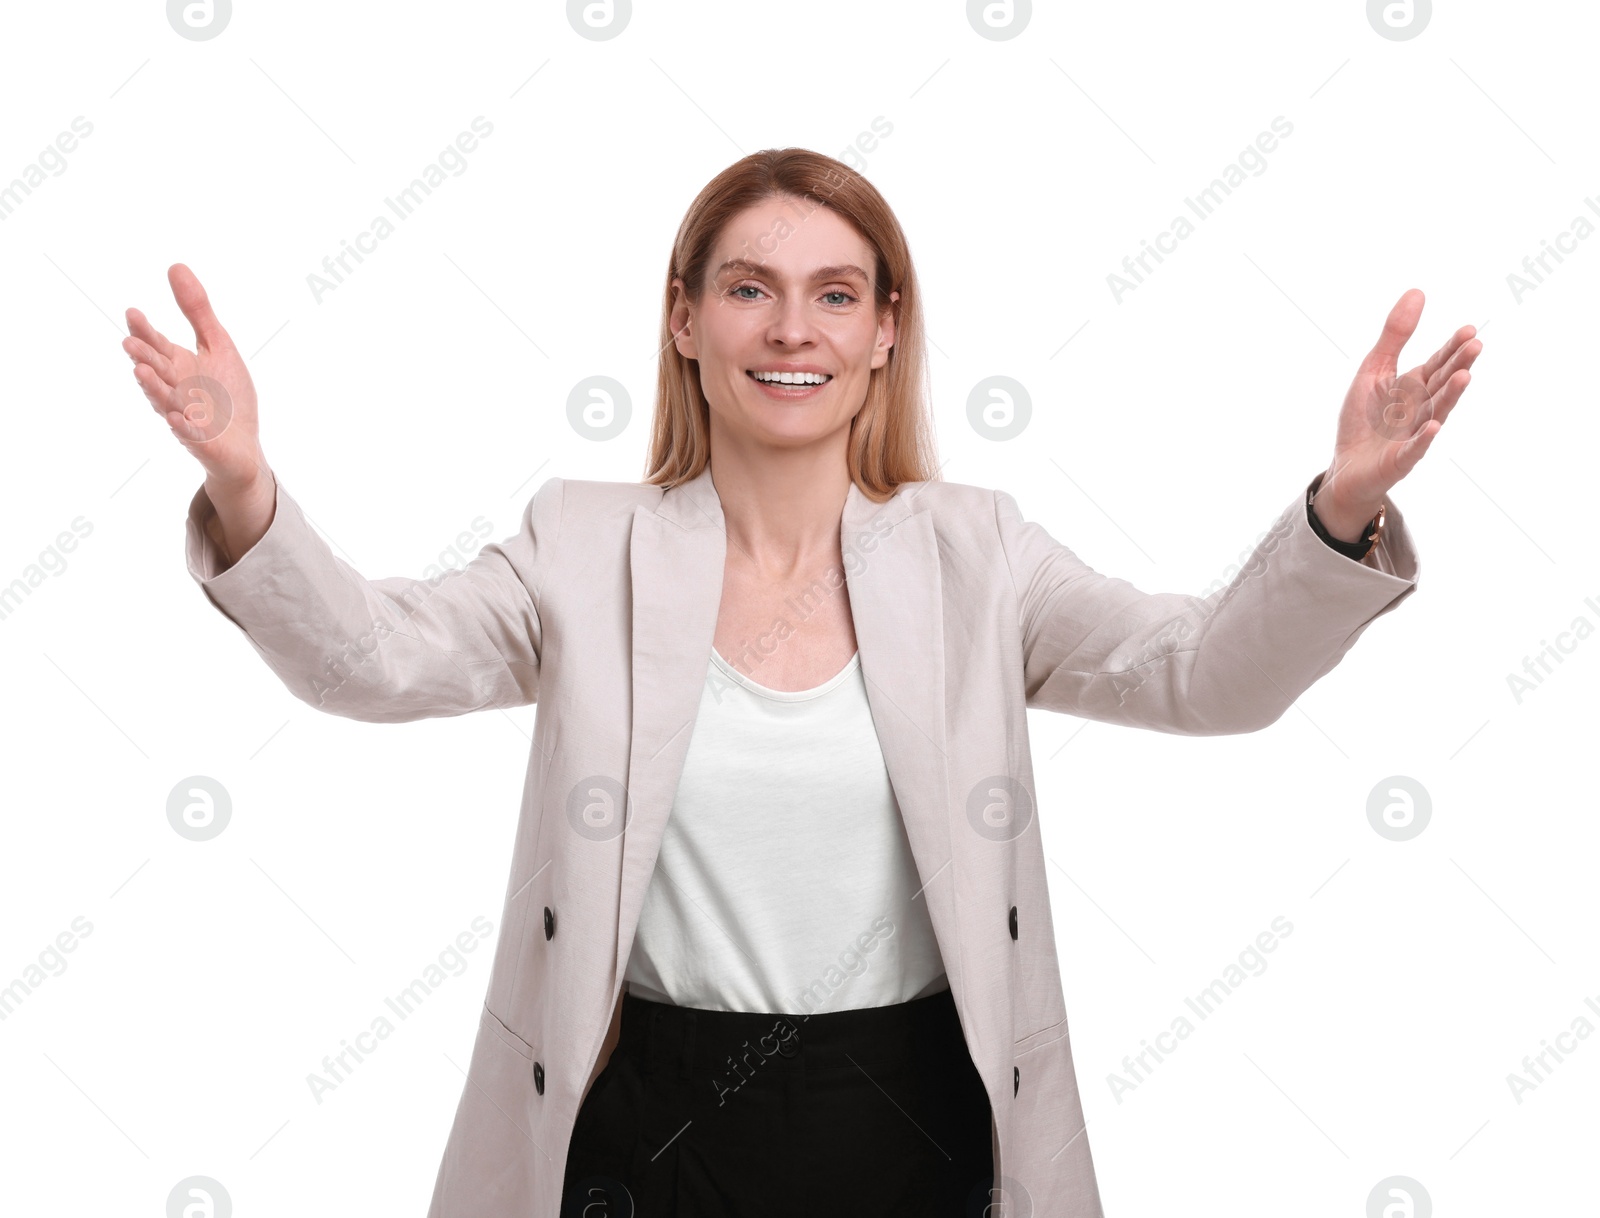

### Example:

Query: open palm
xmin=1323 ymin=288 xmax=1482 ymax=515
xmin=123 ymin=263 xmax=268 ymax=492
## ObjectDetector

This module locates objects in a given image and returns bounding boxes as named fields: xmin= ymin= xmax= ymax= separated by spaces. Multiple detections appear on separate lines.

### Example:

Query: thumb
xmin=168 ymin=262 xmax=234 ymax=352
xmin=1361 ymin=287 xmax=1424 ymax=376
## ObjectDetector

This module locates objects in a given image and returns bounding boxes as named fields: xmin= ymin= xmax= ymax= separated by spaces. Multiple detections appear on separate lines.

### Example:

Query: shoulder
xmin=892 ymin=478 xmax=1008 ymax=533
xmin=896 ymin=480 xmax=1056 ymax=587
xmin=521 ymin=476 xmax=666 ymax=529
xmin=872 ymin=480 xmax=1018 ymax=563
xmin=540 ymin=477 xmax=663 ymax=516
xmin=509 ymin=478 xmax=659 ymax=565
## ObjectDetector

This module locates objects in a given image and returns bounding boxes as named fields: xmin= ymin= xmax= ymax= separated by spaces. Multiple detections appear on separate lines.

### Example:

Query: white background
xmin=0 ymin=0 xmax=1593 ymax=1214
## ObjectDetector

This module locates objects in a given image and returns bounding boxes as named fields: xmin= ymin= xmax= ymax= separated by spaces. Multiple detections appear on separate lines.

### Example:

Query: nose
xmin=765 ymin=297 xmax=821 ymax=348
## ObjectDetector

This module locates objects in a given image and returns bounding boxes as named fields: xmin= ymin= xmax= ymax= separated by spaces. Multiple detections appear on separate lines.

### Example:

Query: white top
xmin=623 ymin=645 xmax=950 ymax=1014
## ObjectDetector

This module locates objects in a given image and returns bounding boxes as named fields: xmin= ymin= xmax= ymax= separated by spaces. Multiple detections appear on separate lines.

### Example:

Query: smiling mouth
xmin=746 ymin=370 xmax=833 ymax=386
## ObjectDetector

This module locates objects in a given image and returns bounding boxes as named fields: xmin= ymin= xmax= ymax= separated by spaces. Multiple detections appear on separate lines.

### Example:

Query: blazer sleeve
xmin=184 ymin=475 xmax=564 ymax=722
xmin=993 ymin=471 xmax=1420 ymax=735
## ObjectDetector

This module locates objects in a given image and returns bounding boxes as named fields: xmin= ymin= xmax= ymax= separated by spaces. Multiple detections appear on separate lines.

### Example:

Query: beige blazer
xmin=185 ymin=461 xmax=1419 ymax=1216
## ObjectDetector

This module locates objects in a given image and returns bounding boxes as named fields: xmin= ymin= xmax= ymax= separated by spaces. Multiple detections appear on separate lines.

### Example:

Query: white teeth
xmin=750 ymin=370 xmax=830 ymax=385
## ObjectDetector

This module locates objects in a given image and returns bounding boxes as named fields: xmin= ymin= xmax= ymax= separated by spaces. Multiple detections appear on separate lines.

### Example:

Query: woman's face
xmin=671 ymin=195 xmax=897 ymax=455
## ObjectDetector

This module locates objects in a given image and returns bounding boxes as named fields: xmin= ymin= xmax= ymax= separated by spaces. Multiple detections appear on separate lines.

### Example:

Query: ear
xmin=669 ymin=276 xmax=698 ymax=359
xmin=871 ymin=289 xmax=899 ymax=370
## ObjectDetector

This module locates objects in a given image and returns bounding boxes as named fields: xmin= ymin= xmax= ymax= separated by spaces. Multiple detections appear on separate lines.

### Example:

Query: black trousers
xmin=560 ymin=985 xmax=995 ymax=1216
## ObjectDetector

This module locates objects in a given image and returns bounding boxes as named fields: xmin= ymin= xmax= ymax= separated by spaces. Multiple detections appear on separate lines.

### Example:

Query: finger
xmin=125 ymin=306 xmax=178 ymax=360
xmin=122 ymin=335 xmax=177 ymax=384
xmin=1419 ymin=323 xmax=1476 ymax=383
xmin=1426 ymin=337 xmax=1481 ymax=397
xmin=168 ymin=262 xmax=234 ymax=353
xmin=1427 ymin=368 xmax=1471 ymax=428
xmin=132 ymin=361 xmax=177 ymax=415
xmin=1362 ymin=288 xmax=1425 ymax=374
xmin=136 ymin=362 xmax=210 ymax=443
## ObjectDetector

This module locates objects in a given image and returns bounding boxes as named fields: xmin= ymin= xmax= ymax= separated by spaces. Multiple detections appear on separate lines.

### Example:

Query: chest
xmin=712 ymin=552 xmax=859 ymax=692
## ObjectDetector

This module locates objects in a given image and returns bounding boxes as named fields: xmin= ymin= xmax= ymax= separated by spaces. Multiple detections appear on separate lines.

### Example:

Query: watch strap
xmin=1306 ymin=471 xmax=1383 ymax=561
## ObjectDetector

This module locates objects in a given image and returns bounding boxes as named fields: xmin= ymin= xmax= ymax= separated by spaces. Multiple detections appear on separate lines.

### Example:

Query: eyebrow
xmin=713 ymin=258 xmax=871 ymax=286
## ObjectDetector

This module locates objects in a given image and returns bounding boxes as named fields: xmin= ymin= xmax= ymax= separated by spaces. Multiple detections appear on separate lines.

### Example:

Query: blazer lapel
xmin=614 ymin=466 xmax=956 ymax=1000
xmin=837 ymin=483 xmax=957 ymax=997
xmin=615 ymin=465 xmax=727 ymax=975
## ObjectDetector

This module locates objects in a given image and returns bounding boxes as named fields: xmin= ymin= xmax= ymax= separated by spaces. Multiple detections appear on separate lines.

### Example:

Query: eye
xmin=727 ymin=282 xmax=859 ymax=306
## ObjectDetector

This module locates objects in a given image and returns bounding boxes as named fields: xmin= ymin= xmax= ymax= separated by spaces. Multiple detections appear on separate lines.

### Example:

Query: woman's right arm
xmin=128 ymin=264 xmax=561 ymax=722
xmin=202 ymin=471 xmax=278 ymax=572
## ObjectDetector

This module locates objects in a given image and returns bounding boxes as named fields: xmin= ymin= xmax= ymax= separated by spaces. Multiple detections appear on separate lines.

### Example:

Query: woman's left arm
xmin=998 ymin=289 xmax=1481 ymax=735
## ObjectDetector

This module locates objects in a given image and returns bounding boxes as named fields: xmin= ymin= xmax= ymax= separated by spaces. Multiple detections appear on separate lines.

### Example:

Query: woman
xmin=125 ymin=149 xmax=1479 ymax=1217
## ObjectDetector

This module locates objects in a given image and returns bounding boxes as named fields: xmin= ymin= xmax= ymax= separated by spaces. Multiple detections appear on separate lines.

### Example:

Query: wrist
xmin=1312 ymin=468 xmax=1383 ymax=545
xmin=204 ymin=468 xmax=277 ymax=571
xmin=205 ymin=463 xmax=274 ymax=509
xmin=1312 ymin=498 xmax=1382 ymax=545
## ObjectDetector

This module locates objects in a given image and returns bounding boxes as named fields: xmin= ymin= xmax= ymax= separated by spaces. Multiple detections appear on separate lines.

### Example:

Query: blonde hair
xmin=641 ymin=148 xmax=940 ymax=503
